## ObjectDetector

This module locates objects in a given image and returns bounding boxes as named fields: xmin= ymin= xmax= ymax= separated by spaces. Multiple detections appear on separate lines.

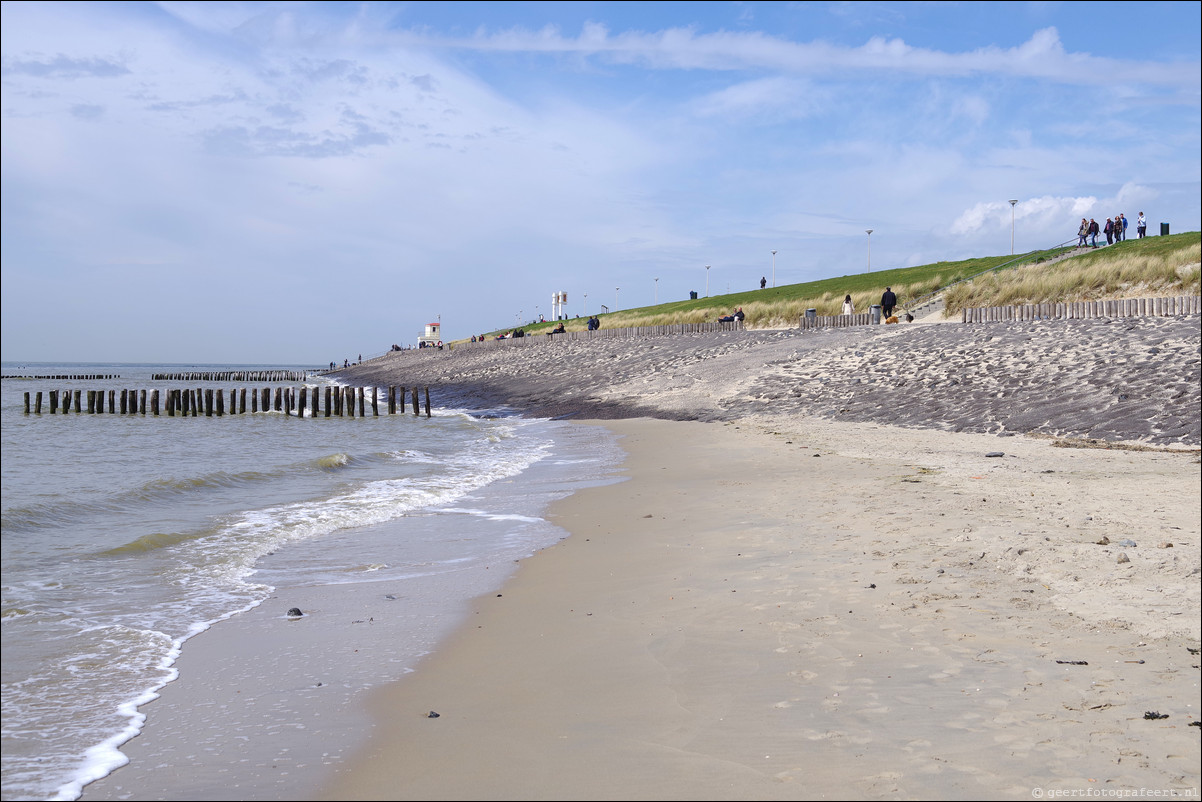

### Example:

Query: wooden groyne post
xmin=4 ymin=374 xmax=120 ymax=380
xmin=23 ymin=385 xmax=432 ymax=418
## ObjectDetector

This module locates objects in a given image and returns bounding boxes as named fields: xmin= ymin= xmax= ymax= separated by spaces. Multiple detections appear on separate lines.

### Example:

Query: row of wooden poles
xmin=151 ymin=370 xmax=310 ymax=382
xmin=23 ymin=386 xmax=431 ymax=418
xmin=797 ymin=312 xmax=877 ymax=330
xmin=961 ymin=295 xmax=1201 ymax=323
xmin=2 ymin=374 xmax=120 ymax=380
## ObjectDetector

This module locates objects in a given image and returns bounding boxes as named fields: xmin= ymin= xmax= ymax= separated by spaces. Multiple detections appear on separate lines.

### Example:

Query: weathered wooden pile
xmin=22 ymin=386 xmax=431 ymax=418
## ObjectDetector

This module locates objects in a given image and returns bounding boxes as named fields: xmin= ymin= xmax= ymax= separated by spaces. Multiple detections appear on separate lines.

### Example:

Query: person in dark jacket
xmin=880 ymin=287 xmax=897 ymax=318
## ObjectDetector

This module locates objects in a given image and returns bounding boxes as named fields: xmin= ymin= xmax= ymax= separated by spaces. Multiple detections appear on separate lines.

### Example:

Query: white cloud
xmin=1 ymin=2 xmax=1197 ymax=361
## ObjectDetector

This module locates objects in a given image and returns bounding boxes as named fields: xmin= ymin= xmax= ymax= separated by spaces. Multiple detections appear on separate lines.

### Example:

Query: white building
xmin=418 ymin=321 xmax=441 ymax=347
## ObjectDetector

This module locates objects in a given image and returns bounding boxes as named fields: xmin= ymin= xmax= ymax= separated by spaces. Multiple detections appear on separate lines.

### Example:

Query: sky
xmin=2 ymin=1 xmax=1199 ymax=364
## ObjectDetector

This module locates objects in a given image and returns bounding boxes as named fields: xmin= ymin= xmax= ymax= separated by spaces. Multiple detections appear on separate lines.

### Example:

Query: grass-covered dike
xmin=478 ymin=232 xmax=1200 ymax=340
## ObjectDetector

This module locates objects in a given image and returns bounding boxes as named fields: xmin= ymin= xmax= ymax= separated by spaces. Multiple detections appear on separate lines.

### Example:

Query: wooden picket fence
xmin=798 ymin=312 xmax=876 ymax=330
xmin=961 ymin=295 xmax=1200 ymax=323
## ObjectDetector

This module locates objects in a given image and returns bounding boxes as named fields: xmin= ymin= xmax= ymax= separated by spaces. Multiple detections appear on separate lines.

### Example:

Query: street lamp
xmin=705 ymin=265 xmax=710 ymax=297
xmin=865 ymin=230 xmax=873 ymax=272
xmin=1009 ymin=199 xmax=1018 ymax=254
xmin=583 ymin=293 xmax=587 ymax=315
xmin=654 ymin=277 xmax=659 ymax=305
xmin=771 ymin=250 xmax=777 ymax=287
xmin=615 ymin=287 xmax=620 ymax=311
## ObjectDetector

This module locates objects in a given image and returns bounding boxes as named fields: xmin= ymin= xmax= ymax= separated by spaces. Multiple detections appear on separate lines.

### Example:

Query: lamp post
xmin=1009 ymin=199 xmax=1018 ymax=254
xmin=615 ymin=287 xmax=620 ymax=311
xmin=583 ymin=293 xmax=587 ymax=315
xmin=866 ymin=230 xmax=873 ymax=272
xmin=654 ymin=277 xmax=659 ymax=305
xmin=705 ymin=265 xmax=710 ymax=297
xmin=771 ymin=250 xmax=777 ymax=287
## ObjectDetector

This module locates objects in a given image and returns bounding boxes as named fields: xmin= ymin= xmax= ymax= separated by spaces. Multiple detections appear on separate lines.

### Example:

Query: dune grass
xmin=942 ymin=236 xmax=1200 ymax=314
xmin=476 ymin=233 xmax=1200 ymax=339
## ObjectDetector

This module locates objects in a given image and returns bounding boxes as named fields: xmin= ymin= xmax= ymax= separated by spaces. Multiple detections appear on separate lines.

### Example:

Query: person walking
xmin=880 ymin=287 xmax=897 ymax=318
xmin=842 ymin=295 xmax=854 ymax=316
xmin=1089 ymin=218 xmax=1099 ymax=247
xmin=1120 ymin=213 xmax=1128 ymax=241
xmin=1078 ymin=218 xmax=1089 ymax=247
xmin=1137 ymin=212 xmax=1147 ymax=238
xmin=1104 ymin=217 xmax=1114 ymax=245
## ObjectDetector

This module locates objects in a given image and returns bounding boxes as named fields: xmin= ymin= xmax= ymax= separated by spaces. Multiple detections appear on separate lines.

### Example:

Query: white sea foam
xmin=1 ymin=364 xmax=624 ymax=801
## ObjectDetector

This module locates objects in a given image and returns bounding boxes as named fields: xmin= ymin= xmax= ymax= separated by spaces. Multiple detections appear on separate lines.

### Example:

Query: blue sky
xmin=3 ymin=1 xmax=1199 ymax=363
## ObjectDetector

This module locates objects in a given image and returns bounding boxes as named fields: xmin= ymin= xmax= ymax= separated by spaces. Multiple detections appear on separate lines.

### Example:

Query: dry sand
xmin=346 ymin=315 xmax=1201 ymax=446
xmin=318 ymin=416 xmax=1199 ymax=800
xmin=83 ymin=313 xmax=1201 ymax=800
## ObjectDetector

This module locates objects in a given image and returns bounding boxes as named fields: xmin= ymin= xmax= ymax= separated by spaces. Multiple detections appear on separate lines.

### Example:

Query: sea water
xmin=0 ymin=362 xmax=623 ymax=801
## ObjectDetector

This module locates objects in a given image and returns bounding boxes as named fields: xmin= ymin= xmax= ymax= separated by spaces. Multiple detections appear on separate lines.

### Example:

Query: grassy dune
xmin=479 ymin=233 xmax=1200 ymax=339
xmin=942 ymin=235 xmax=1200 ymax=314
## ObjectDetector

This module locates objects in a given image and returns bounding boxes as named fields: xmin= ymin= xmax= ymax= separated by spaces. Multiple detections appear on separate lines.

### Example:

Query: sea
xmin=0 ymin=362 xmax=624 ymax=802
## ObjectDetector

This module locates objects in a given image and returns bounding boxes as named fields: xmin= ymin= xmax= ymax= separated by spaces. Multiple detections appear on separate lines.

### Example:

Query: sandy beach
xmin=82 ymin=314 xmax=1200 ymax=801
xmin=317 ymin=414 xmax=1199 ymax=801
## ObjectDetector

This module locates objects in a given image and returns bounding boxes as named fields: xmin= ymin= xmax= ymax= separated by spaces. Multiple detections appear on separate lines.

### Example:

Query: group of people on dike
xmin=328 ymin=354 xmax=363 ymax=370
xmin=495 ymin=328 xmax=526 ymax=340
xmin=1078 ymin=212 xmax=1146 ymax=248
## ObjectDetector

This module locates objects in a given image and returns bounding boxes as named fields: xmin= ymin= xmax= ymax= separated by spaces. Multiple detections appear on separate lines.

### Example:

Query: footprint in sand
xmin=788 ymin=669 xmax=819 ymax=681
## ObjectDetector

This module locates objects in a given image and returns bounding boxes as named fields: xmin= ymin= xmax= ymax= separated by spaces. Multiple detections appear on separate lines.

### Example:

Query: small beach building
xmin=418 ymin=321 xmax=441 ymax=347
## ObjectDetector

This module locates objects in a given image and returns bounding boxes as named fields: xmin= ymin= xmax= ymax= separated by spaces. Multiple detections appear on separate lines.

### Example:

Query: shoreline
xmin=319 ymin=416 xmax=1199 ymax=799
xmin=78 ymin=315 xmax=1201 ymax=800
xmin=77 ymin=416 xmax=626 ymax=802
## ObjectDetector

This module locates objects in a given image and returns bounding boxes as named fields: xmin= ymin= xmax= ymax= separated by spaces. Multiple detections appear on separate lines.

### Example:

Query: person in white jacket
xmin=1137 ymin=212 xmax=1147 ymax=238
